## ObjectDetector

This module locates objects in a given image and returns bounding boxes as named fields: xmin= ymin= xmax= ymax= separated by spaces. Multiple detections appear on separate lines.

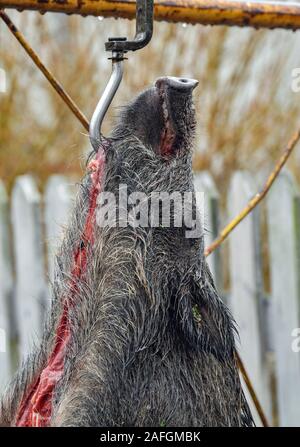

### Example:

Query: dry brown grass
xmin=1 ymin=11 xmax=300 ymax=194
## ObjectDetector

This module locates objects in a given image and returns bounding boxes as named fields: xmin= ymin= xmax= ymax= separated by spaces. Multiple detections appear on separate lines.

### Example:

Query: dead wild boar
xmin=0 ymin=76 xmax=254 ymax=427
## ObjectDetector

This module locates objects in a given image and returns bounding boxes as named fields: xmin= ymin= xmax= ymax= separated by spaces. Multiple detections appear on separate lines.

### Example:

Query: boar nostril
xmin=155 ymin=76 xmax=198 ymax=91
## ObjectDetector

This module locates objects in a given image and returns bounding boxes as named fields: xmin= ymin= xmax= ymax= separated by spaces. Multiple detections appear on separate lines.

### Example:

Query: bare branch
xmin=205 ymin=127 xmax=300 ymax=256
xmin=0 ymin=11 xmax=90 ymax=131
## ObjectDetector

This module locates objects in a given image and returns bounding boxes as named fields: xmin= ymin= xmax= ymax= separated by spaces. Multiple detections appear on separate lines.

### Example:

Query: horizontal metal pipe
xmin=1 ymin=0 xmax=300 ymax=31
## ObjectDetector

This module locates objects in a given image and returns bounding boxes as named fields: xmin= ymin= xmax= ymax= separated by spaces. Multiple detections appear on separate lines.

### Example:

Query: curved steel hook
xmin=89 ymin=54 xmax=124 ymax=151
xmin=89 ymin=0 xmax=153 ymax=150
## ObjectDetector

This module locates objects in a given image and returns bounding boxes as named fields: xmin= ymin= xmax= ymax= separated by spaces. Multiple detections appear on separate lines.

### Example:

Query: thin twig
xmin=203 ymin=128 xmax=300 ymax=427
xmin=0 ymin=10 xmax=90 ymax=131
xmin=205 ymin=127 xmax=300 ymax=256
xmin=236 ymin=351 xmax=269 ymax=427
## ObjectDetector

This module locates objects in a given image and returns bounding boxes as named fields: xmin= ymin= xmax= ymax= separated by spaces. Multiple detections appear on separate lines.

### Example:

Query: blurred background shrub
xmin=1 ymin=11 xmax=300 ymax=194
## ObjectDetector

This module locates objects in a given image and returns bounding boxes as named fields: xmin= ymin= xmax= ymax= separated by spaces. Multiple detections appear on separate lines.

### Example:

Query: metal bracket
xmin=89 ymin=0 xmax=154 ymax=151
xmin=105 ymin=0 xmax=153 ymax=52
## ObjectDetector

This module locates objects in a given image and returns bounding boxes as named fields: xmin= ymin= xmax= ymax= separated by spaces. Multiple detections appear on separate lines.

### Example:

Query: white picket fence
xmin=0 ymin=170 xmax=300 ymax=427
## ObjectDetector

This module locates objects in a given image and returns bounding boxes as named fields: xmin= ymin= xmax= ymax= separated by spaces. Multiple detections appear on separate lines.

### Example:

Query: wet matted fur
xmin=0 ymin=77 xmax=254 ymax=427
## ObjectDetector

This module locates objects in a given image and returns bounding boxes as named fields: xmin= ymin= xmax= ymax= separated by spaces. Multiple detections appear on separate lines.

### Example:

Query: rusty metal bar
xmin=0 ymin=10 xmax=90 ymax=131
xmin=1 ymin=0 xmax=300 ymax=30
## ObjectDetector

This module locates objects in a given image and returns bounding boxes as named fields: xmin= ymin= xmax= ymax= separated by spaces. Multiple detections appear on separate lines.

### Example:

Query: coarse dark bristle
xmin=0 ymin=81 xmax=254 ymax=427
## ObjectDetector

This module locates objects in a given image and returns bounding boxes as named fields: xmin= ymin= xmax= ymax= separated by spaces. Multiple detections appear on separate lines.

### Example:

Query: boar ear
xmin=172 ymin=271 xmax=236 ymax=361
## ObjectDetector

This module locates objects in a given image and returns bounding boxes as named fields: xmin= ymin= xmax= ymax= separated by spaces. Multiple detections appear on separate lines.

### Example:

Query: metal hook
xmin=89 ymin=51 xmax=124 ymax=151
xmin=89 ymin=0 xmax=154 ymax=151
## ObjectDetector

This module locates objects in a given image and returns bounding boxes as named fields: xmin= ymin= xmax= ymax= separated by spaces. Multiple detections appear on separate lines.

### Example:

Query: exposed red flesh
xmin=157 ymin=88 xmax=176 ymax=157
xmin=16 ymin=148 xmax=106 ymax=427
xmin=158 ymin=125 xmax=176 ymax=156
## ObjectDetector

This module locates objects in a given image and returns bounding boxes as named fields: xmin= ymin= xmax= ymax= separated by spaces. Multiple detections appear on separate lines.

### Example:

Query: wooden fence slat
xmin=194 ymin=171 xmax=221 ymax=288
xmin=45 ymin=175 xmax=74 ymax=283
xmin=228 ymin=171 xmax=272 ymax=425
xmin=11 ymin=175 xmax=46 ymax=359
xmin=0 ymin=181 xmax=13 ymax=389
xmin=267 ymin=170 xmax=300 ymax=427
